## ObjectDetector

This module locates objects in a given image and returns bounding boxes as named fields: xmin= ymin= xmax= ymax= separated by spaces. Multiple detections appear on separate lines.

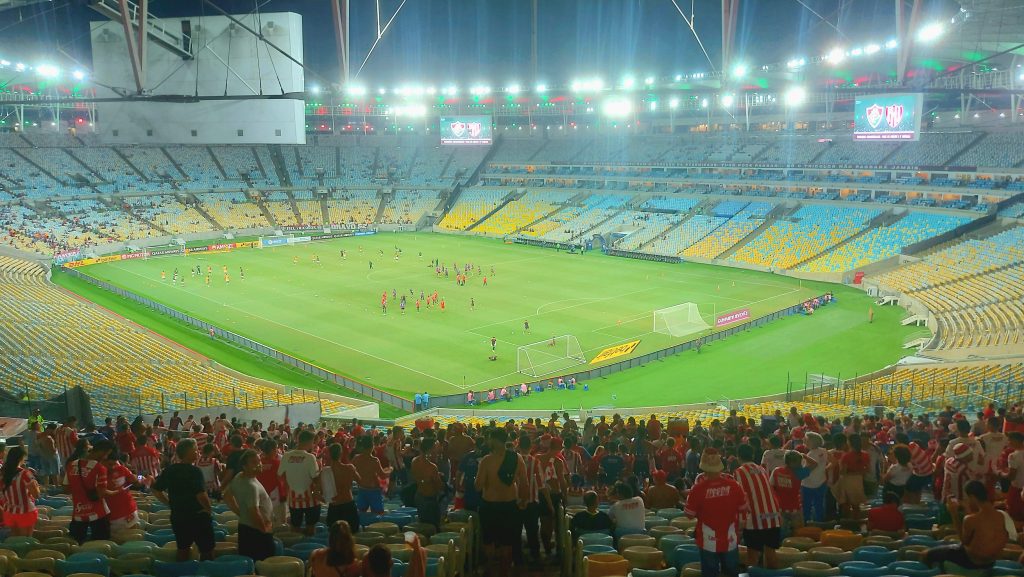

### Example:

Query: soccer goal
xmin=517 ymin=335 xmax=587 ymax=377
xmin=653 ymin=302 xmax=711 ymax=338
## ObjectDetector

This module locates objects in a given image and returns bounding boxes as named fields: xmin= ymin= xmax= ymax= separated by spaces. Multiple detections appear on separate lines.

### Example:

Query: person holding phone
xmin=104 ymin=450 xmax=143 ymax=531
xmin=224 ymin=449 xmax=274 ymax=561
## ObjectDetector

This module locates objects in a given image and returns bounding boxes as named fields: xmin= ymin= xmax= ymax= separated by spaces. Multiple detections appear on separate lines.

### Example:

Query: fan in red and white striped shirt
xmin=130 ymin=439 xmax=163 ymax=478
xmin=1 ymin=447 xmax=41 ymax=536
xmin=55 ymin=417 xmax=79 ymax=463
xmin=734 ymin=445 xmax=783 ymax=568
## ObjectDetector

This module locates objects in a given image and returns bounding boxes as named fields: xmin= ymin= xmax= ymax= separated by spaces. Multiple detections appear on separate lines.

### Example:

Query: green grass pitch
xmin=69 ymin=232 xmax=918 ymax=408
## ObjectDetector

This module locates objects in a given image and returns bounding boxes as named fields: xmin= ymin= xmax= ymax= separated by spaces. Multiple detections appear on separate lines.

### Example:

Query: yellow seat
xmin=583 ymin=553 xmax=629 ymax=577
xmin=254 ymin=557 xmax=304 ymax=577
xmin=621 ymin=545 xmax=663 ymax=570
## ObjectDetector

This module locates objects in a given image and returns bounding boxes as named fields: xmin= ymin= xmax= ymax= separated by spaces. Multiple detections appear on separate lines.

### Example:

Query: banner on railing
xmin=715 ymin=308 xmax=751 ymax=328
xmin=53 ymin=250 xmax=82 ymax=265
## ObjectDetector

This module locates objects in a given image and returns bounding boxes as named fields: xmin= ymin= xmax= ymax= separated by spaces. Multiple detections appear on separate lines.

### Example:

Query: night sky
xmin=0 ymin=0 xmax=959 ymax=85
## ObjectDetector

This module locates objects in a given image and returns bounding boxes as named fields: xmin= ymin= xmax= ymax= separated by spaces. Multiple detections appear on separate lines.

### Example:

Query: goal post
xmin=517 ymin=334 xmax=587 ymax=377
xmin=653 ymin=302 xmax=711 ymax=338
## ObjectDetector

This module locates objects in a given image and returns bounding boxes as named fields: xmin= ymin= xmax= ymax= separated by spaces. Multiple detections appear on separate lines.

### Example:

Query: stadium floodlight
xmin=674 ymin=74 xmax=682 ymax=81
xmin=426 ymin=86 xmax=436 ymax=95
xmin=731 ymin=63 xmax=747 ymax=78
xmin=786 ymin=58 xmax=805 ymax=70
xmin=14 ymin=62 xmax=25 ymax=72
xmin=535 ymin=83 xmax=547 ymax=93
xmin=701 ymin=98 xmax=709 ymax=108
xmin=442 ymin=85 xmax=458 ymax=96
xmin=36 ymin=64 xmax=58 ymax=78
xmin=918 ymin=22 xmax=945 ymax=43
xmin=785 ymin=86 xmax=807 ymax=107
xmin=621 ymin=76 xmax=636 ymax=90
xmin=309 ymin=85 xmax=321 ymax=94
xmin=644 ymin=76 xmax=655 ymax=86
xmin=669 ymin=97 xmax=680 ymax=109
xmin=378 ymin=88 xmax=387 ymax=95
xmin=602 ymin=96 xmax=632 ymax=118
xmin=720 ymin=93 xmax=734 ymax=107
xmin=850 ymin=47 xmax=863 ymax=57
xmin=72 ymin=70 xmax=86 ymax=81
xmin=827 ymin=47 xmax=846 ymax=64
xmin=345 ymin=85 xmax=367 ymax=96
xmin=506 ymin=84 xmax=521 ymax=95
xmin=0 ymin=60 xmax=9 ymax=67
xmin=649 ymin=101 xmax=657 ymax=111
xmin=864 ymin=43 xmax=881 ymax=55
xmin=470 ymin=85 xmax=490 ymax=96
xmin=885 ymin=39 xmax=898 ymax=49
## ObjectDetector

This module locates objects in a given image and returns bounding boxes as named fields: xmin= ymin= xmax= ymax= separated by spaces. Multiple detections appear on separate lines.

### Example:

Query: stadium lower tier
xmin=0 ymin=256 xmax=356 ymax=418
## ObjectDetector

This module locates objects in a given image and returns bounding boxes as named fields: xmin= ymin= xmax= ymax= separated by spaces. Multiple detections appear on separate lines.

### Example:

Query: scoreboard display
xmin=440 ymin=115 xmax=492 ymax=145
xmin=854 ymin=93 xmax=923 ymax=141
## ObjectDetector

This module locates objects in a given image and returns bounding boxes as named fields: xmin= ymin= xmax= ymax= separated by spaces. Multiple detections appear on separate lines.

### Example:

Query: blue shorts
xmin=356 ymin=487 xmax=384 ymax=513
xmin=38 ymin=455 xmax=59 ymax=476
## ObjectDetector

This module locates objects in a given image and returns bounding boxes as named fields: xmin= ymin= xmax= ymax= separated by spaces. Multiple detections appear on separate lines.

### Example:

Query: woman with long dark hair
xmin=308 ymin=520 xmax=361 ymax=577
xmin=1 ymin=446 xmax=41 ymax=536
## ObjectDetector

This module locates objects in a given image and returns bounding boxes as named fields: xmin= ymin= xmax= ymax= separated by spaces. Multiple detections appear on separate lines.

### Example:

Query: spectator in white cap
xmin=685 ymin=448 xmax=747 ymax=577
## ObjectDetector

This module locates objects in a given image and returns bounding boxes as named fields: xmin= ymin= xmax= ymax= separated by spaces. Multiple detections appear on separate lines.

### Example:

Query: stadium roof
xmin=0 ymin=0 xmax=52 ymax=11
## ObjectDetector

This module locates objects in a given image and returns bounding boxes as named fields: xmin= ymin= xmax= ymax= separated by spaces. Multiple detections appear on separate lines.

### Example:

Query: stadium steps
xmin=252 ymin=194 xmax=278 ymax=227
xmin=160 ymin=147 xmax=188 ymax=179
xmin=182 ymin=193 xmax=224 ymax=229
xmin=285 ymin=191 xmax=305 ymax=225
xmin=567 ymin=139 xmax=595 ymax=163
xmin=403 ymin=147 xmax=420 ymax=180
xmin=946 ymin=132 xmax=989 ymax=167
xmin=569 ymin=204 xmax=629 ymax=242
xmin=269 ymin=146 xmax=292 ymax=186
xmin=206 ymin=146 xmax=230 ymax=179
xmin=791 ymin=210 xmax=898 ymax=271
xmin=635 ymin=200 xmax=715 ymax=252
xmin=373 ymin=191 xmax=389 ymax=224
xmin=319 ymin=194 xmax=331 ymax=226
xmin=438 ymin=150 xmax=456 ymax=178
xmin=876 ymin=143 xmax=905 ymax=167
xmin=98 ymin=196 xmax=170 ymax=236
xmin=464 ymin=189 xmax=524 ymax=232
xmin=11 ymin=148 xmax=66 ymax=185
xmin=714 ymin=204 xmax=795 ymax=260
xmin=524 ymin=139 xmax=551 ymax=163
xmin=63 ymin=149 xmax=103 ymax=183
xmin=250 ymin=146 xmax=270 ymax=182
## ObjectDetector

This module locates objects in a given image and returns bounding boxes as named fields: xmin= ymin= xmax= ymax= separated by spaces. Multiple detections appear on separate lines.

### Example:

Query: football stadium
xmin=1 ymin=0 xmax=1024 ymax=575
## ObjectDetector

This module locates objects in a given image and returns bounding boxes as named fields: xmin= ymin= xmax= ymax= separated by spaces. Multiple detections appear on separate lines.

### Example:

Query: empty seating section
xmin=69 ymin=147 xmax=148 ymax=192
xmin=1001 ymin=203 xmax=1024 ymax=219
xmin=209 ymin=146 xmax=259 ymax=183
xmin=21 ymin=133 xmax=80 ymax=147
xmin=0 ymin=148 xmax=66 ymax=197
xmin=536 ymin=138 xmax=594 ymax=163
xmin=539 ymin=193 xmax=631 ymax=242
xmin=491 ymin=138 xmax=547 ymax=162
xmin=325 ymin=190 xmax=378 ymax=226
xmin=380 ymin=190 xmax=439 ymax=225
xmin=253 ymin=146 xmax=282 ymax=186
xmin=884 ymin=132 xmax=975 ymax=167
xmin=264 ymin=192 xmax=300 ymax=227
xmin=437 ymin=188 xmax=508 ymax=230
xmin=408 ymin=145 xmax=449 ymax=185
xmin=641 ymin=196 xmax=700 ymax=212
xmin=134 ymin=195 xmax=216 ymax=235
xmin=682 ymin=201 xmax=774 ymax=259
xmin=292 ymin=190 xmax=323 ymax=227
xmin=800 ymin=212 xmax=971 ymax=272
xmin=15 ymin=147 xmax=93 ymax=194
xmin=812 ymin=363 xmax=1024 ymax=410
xmin=292 ymin=144 xmax=336 ymax=186
xmin=815 ymin=140 xmax=900 ymax=165
xmin=473 ymin=190 xmax=571 ymax=235
xmin=117 ymin=146 xmax=182 ymax=181
xmin=757 ymin=138 xmax=825 ymax=165
xmin=646 ymin=215 xmax=727 ymax=256
xmin=164 ymin=146 xmax=233 ymax=189
xmin=333 ymin=142 xmax=377 ymax=184
xmin=196 ymin=193 xmax=268 ymax=229
xmin=731 ymin=205 xmax=880 ymax=269
xmin=958 ymin=131 xmax=1024 ymax=168
xmin=617 ymin=213 xmax=681 ymax=251
xmin=0 ymin=257 xmax=352 ymax=416
xmin=444 ymin=147 xmax=488 ymax=184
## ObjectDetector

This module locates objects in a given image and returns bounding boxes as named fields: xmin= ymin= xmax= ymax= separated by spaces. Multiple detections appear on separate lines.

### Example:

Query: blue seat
xmin=424 ymin=558 xmax=440 ymax=577
xmin=994 ymin=560 xmax=1024 ymax=576
xmin=581 ymin=545 xmax=616 ymax=556
xmin=853 ymin=546 xmax=899 ymax=566
xmin=154 ymin=560 xmax=202 ymax=577
xmin=904 ymin=514 xmax=936 ymax=530
xmin=284 ymin=548 xmax=315 ymax=562
xmin=902 ymin=535 xmax=938 ymax=547
xmin=118 ymin=541 xmax=158 ymax=555
xmin=578 ymin=533 xmax=613 ymax=547
xmin=838 ymin=561 xmax=889 ymax=577
xmin=390 ymin=560 xmax=407 ymax=577
xmin=145 ymin=533 xmax=178 ymax=547
xmin=198 ymin=558 xmax=254 ymax=577
xmin=748 ymin=568 xmax=794 ymax=577
xmin=886 ymin=560 xmax=940 ymax=577
xmin=58 ymin=557 xmax=110 ymax=577
xmin=380 ymin=514 xmax=413 ymax=528
xmin=272 ymin=538 xmax=285 ymax=557
xmin=673 ymin=544 xmax=700 ymax=569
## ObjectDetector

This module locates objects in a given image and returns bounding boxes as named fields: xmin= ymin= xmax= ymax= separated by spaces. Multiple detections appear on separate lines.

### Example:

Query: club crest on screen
xmin=865 ymin=104 xmax=884 ymax=129
xmin=885 ymin=104 xmax=904 ymax=128
xmin=467 ymin=122 xmax=483 ymax=138
xmin=450 ymin=121 xmax=467 ymax=137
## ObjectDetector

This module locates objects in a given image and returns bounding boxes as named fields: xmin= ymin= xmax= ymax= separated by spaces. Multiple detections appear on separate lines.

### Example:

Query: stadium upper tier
xmin=0 ymin=256 xmax=355 ymax=417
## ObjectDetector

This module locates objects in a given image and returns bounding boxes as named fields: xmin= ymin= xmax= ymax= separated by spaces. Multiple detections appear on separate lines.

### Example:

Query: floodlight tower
xmin=722 ymin=0 xmax=739 ymax=79
xmin=331 ymin=0 xmax=350 ymax=84
xmin=894 ymin=0 xmax=925 ymax=85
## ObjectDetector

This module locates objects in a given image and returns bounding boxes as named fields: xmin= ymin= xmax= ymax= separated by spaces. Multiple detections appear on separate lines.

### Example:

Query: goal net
xmin=517 ymin=334 xmax=587 ymax=377
xmin=653 ymin=302 xmax=711 ymax=338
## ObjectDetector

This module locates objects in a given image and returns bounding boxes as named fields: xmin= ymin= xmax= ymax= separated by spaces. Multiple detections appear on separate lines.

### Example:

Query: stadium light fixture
xmin=0 ymin=60 xmax=9 ymax=67
xmin=425 ymin=86 xmax=436 ymax=95
xmin=885 ymin=39 xmax=898 ymax=49
xmin=701 ymin=98 xmax=709 ymax=109
xmin=850 ymin=47 xmax=863 ymax=57
xmin=442 ymin=85 xmax=458 ymax=96
xmin=345 ymin=85 xmax=367 ymax=96
xmin=621 ymin=76 xmax=636 ymax=90
xmin=731 ymin=63 xmax=747 ymax=79
xmin=786 ymin=58 xmax=805 ymax=70
xmin=649 ymin=101 xmax=657 ymax=111
xmin=669 ymin=97 xmax=680 ymax=110
xmin=864 ymin=43 xmax=881 ymax=55
xmin=470 ymin=85 xmax=491 ymax=96
xmin=674 ymin=74 xmax=682 ymax=82
xmin=36 ymin=63 xmax=59 ymax=78
xmin=506 ymin=84 xmax=521 ymax=95
xmin=309 ymin=85 xmax=321 ymax=94
xmin=917 ymin=22 xmax=945 ymax=43
xmin=827 ymin=48 xmax=846 ymax=64
xmin=535 ymin=83 xmax=548 ymax=93
xmin=720 ymin=93 xmax=734 ymax=107
xmin=14 ymin=62 xmax=25 ymax=72
xmin=644 ymin=76 xmax=655 ymax=86
xmin=602 ymin=96 xmax=632 ymax=118
xmin=784 ymin=86 xmax=807 ymax=107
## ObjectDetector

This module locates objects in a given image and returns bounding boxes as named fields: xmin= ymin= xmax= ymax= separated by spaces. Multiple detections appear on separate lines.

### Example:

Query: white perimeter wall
xmin=90 ymin=12 xmax=305 ymax=144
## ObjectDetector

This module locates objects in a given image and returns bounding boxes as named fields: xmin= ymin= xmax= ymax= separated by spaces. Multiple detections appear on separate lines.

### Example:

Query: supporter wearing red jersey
xmin=771 ymin=450 xmax=816 ymax=536
xmin=1 ymin=447 xmax=40 ymax=536
xmin=55 ymin=416 xmax=79 ymax=466
xmin=734 ymin=444 xmax=782 ymax=569
xmin=104 ymin=452 xmax=141 ymax=531
xmin=115 ymin=424 xmax=136 ymax=456
xmin=280 ymin=430 xmax=322 ymax=536
xmin=66 ymin=440 xmax=116 ymax=544
xmin=944 ymin=443 xmax=975 ymax=503
xmin=867 ymin=492 xmax=905 ymax=533
xmin=685 ymin=449 xmax=747 ymax=577
xmin=257 ymin=439 xmax=286 ymax=525
xmin=130 ymin=436 xmax=162 ymax=478
xmin=656 ymin=437 xmax=684 ymax=481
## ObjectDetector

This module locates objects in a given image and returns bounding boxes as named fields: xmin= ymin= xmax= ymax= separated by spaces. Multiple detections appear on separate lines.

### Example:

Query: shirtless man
xmin=352 ymin=436 xmax=391 ymax=518
xmin=476 ymin=428 xmax=529 ymax=577
xmin=322 ymin=443 xmax=361 ymax=533
xmin=446 ymin=424 xmax=475 ymax=480
xmin=924 ymin=479 xmax=1014 ymax=572
xmin=411 ymin=438 xmax=444 ymax=531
